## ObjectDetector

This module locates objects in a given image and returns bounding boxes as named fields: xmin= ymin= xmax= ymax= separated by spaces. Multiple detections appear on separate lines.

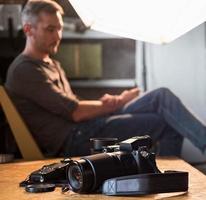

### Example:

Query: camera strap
xmin=102 ymin=170 xmax=188 ymax=196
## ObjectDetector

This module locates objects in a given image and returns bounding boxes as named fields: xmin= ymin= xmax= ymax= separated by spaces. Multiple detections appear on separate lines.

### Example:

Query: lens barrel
xmin=68 ymin=151 xmax=138 ymax=193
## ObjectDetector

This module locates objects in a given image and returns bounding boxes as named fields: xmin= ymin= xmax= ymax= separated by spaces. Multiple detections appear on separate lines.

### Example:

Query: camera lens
xmin=68 ymin=160 xmax=95 ymax=193
xmin=68 ymin=165 xmax=83 ymax=190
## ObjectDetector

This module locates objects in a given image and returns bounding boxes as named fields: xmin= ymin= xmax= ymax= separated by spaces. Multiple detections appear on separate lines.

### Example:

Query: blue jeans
xmin=63 ymin=88 xmax=206 ymax=157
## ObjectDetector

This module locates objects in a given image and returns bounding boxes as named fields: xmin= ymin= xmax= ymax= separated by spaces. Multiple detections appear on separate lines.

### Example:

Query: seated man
xmin=5 ymin=0 xmax=206 ymax=157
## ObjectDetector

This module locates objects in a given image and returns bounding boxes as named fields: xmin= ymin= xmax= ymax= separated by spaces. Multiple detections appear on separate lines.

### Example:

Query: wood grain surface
xmin=0 ymin=157 xmax=205 ymax=200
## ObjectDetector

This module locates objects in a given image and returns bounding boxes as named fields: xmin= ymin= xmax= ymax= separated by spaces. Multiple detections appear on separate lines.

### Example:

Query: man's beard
xmin=48 ymin=43 xmax=59 ymax=55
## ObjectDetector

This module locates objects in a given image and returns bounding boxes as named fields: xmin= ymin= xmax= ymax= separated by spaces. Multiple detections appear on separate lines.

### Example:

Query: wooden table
xmin=0 ymin=157 xmax=206 ymax=200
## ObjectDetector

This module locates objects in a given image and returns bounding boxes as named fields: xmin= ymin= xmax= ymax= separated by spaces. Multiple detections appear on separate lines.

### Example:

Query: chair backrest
xmin=0 ymin=85 xmax=44 ymax=160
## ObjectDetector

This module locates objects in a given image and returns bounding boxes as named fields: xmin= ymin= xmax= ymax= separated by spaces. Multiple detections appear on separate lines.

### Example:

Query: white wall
xmin=137 ymin=23 xmax=206 ymax=162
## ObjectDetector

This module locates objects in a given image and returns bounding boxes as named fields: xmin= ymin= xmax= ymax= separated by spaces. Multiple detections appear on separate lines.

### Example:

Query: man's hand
xmin=100 ymin=87 xmax=141 ymax=109
xmin=119 ymin=88 xmax=141 ymax=105
xmin=100 ymin=93 xmax=122 ymax=109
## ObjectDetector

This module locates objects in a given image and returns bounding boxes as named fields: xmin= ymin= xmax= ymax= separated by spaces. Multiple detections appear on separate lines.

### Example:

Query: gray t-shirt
xmin=5 ymin=54 xmax=78 ymax=156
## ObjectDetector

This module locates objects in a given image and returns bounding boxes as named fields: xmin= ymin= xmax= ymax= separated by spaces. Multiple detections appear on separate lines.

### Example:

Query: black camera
xmin=21 ymin=135 xmax=188 ymax=195
xmin=67 ymin=135 xmax=160 ymax=193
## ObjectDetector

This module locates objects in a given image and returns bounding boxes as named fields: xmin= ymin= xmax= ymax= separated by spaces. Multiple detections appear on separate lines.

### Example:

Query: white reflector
xmin=69 ymin=0 xmax=206 ymax=44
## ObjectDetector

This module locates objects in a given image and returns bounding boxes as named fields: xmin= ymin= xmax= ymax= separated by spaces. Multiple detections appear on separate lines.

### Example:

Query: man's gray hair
xmin=22 ymin=0 xmax=64 ymax=25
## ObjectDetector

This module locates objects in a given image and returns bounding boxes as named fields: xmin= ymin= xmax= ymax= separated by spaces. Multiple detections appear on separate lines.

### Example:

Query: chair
xmin=0 ymin=85 xmax=44 ymax=160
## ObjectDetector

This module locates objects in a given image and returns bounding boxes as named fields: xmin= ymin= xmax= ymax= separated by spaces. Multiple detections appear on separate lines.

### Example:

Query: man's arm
xmin=72 ymin=88 xmax=141 ymax=122
xmin=71 ymin=100 xmax=119 ymax=122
